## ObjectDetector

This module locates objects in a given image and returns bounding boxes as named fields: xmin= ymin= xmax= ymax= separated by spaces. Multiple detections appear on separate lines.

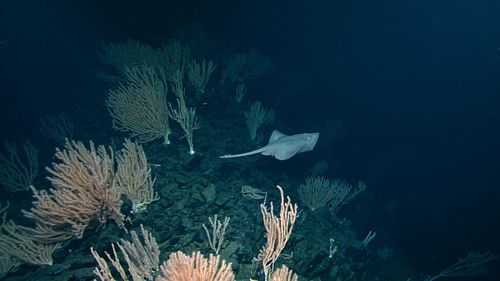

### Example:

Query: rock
xmin=201 ymin=183 xmax=217 ymax=203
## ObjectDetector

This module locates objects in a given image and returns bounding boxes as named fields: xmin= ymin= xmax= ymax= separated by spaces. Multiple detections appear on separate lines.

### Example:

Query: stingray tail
xmin=219 ymin=147 xmax=265 ymax=159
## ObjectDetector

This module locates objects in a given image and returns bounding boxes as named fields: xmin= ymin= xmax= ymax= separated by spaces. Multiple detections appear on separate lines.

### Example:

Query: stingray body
xmin=219 ymin=130 xmax=319 ymax=160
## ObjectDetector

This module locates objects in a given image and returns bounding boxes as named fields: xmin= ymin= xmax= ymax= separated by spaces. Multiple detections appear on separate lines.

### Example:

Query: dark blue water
xmin=1 ymin=0 xmax=499 ymax=280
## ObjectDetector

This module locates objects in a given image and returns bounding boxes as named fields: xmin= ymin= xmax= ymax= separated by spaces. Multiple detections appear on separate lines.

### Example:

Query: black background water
xmin=2 ymin=0 xmax=500 ymax=279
